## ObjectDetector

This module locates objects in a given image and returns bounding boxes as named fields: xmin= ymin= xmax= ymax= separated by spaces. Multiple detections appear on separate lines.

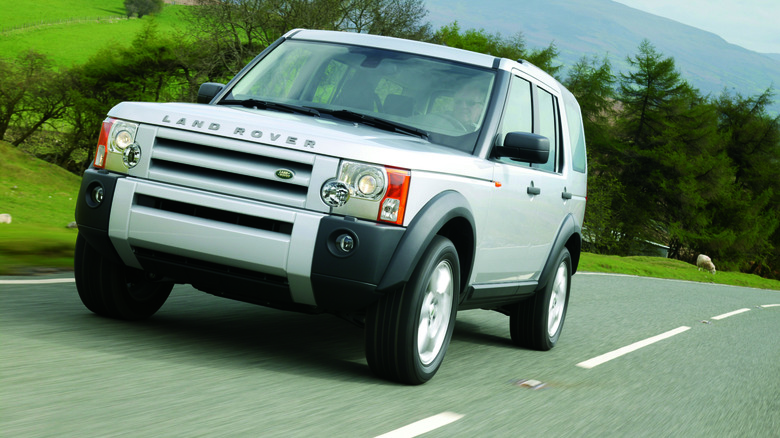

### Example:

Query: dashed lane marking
xmin=374 ymin=412 xmax=464 ymax=438
xmin=711 ymin=308 xmax=751 ymax=320
xmin=576 ymin=326 xmax=691 ymax=369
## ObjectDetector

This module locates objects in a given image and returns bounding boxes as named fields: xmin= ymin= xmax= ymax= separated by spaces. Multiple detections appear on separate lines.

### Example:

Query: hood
xmin=108 ymin=102 xmax=493 ymax=179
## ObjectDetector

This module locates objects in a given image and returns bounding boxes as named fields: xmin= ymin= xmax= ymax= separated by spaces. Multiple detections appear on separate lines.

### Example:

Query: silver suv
xmin=74 ymin=29 xmax=587 ymax=384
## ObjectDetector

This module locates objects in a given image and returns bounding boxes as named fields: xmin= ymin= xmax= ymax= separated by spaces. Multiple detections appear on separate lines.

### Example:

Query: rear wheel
xmin=365 ymin=236 xmax=460 ymax=384
xmin=74 ymin=233 xmax=173 ymax=320
xmin=510 ymin=247 xmax=571 ymax=350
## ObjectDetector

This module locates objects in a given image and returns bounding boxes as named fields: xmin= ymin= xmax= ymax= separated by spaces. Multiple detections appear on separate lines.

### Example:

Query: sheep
xmin=0 ymin=214 xmax=11 ymax=224
xmin=697 ymin=254 xmax=716 ymax=274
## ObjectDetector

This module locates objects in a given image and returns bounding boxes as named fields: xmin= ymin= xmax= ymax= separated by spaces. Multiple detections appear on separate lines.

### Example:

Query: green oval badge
xmin=275 ymin=169 xmax=294 ymax=180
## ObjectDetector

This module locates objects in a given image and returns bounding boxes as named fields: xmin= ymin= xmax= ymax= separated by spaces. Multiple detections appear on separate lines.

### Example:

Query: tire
xmin=365 ymin=236 xmax=460 ymax=385
xmin=74 ymin=233 xmax=173 ymax=320
xmin=510 ymin=247 xmax=571 ymax=350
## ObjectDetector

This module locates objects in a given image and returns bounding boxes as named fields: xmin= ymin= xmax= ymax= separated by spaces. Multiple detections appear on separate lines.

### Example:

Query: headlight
xmin=94 ymin=118 xmax=140 ymax=172
xmin=112 ymin=127 xmax=135 ymax=151
xmin=321 ymin=160 xmax=410 ymax=225
xmin=339 ymin=162 xmax=386 ymax=200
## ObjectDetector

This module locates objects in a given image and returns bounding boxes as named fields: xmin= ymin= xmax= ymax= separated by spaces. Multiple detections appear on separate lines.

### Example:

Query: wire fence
xmin=0 ymin=15 xmax=128 ymax=35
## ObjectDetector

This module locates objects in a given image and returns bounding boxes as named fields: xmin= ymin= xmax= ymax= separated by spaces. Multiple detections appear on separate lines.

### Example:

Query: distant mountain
xmin=424 ymin=0 xmax=780 ymax=114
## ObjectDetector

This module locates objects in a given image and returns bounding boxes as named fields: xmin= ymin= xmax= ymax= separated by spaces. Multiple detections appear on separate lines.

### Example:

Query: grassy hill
xmin=0 ymin=0 xmax=125 ymax=27
xmin=0 ymin=0 xmax=187 ymax=66
xmin=0 ymin=141 xmax=80 ymax=274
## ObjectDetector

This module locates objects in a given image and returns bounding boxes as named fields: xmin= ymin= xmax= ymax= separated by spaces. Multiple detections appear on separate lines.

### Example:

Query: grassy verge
xmin=1 ymin=141 xmax=80 ymax=274
xmin=578 ymin=252 xmax=780 ymax=291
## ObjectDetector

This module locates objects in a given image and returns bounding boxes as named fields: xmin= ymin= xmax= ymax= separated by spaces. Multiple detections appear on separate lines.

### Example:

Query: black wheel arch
xmin=538 ymin=214 xmax=582 ymax=291
xmin=376 ymin=191 xmax=475 ymax=295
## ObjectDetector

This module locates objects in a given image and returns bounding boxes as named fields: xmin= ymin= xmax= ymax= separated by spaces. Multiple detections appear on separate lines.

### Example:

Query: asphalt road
xmin=1 ymin=273 xmax=779 ymax=437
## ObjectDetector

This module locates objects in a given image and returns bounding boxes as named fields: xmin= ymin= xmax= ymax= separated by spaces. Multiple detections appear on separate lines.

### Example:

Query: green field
xmin=0 ymin=0 xmax=188 ymax=66
xmin=0 ymin=0 xmax=125 ymax=27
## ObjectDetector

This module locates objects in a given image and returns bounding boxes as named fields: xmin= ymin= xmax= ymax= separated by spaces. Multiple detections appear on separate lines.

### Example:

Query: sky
xmin=613 ymin=0 xmax=780 ymax=54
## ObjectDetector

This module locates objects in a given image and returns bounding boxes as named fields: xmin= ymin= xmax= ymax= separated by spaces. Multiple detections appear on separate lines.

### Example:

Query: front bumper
xmin=75 ymin=168 xmax=405 ymax=312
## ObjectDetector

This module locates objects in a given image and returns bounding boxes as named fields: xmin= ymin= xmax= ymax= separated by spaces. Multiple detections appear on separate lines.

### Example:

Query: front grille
xmin=148 ymin=129 xmax=314 ymax=208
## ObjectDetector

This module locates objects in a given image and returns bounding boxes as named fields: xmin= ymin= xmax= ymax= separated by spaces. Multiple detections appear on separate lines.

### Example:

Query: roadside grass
xmin=0 ymin=141 xmax=80 ymax=274
xmin=578 ymin=252 xmax=780 ymax=291
xmin=0 ymin=2 xmax=188 ymax=66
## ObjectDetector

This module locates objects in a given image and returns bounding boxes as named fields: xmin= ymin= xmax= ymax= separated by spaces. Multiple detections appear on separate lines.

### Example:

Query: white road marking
xmin=0 ymin=278 xmax=75 ymax=285
xmin=760 ymin=304 xmax=780 ymax=308
xmin=374 ymin=412 xmax=464 ymax=438
xmin=711 ymin=308 xmax=751 ymax=320
xmin=576 ymin=326 xmax=691 ymax=369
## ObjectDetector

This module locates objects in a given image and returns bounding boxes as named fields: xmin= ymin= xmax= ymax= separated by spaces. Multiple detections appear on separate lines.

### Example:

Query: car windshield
xmin=224 ymin=40 xmax=496 ymax=152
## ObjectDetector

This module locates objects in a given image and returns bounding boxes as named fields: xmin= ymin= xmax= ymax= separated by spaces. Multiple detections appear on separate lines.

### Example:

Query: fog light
xmin=91 ymin=185 xmax=104 ymax=204
xmin=336 ymin=234 xmax=355 ymax=253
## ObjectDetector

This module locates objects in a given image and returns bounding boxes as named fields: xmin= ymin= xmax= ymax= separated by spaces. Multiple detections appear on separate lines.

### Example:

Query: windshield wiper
xmin=310 ymin=108 xmax=428 ymax=140
xmin=219 ymin=99 xmax=320 ymax=117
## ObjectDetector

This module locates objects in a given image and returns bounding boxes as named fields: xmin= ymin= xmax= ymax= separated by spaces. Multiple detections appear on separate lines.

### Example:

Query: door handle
xmin=561 ymin=191 xmax=572 ymax=200
xmin=527 ymin=186 xmax=541 ymax=195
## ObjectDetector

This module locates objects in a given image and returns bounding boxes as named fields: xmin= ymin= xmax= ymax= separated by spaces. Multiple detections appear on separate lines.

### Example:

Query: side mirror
xmin=491 ymin=132 xmax=549 ymax=164
xmin=197 ymin=82 xmax=225 ymax=104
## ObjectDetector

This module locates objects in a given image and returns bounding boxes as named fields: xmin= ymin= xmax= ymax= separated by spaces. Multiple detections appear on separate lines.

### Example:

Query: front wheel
xmin=365 ymin=236 xmax=460 ymax=384
xmin=509 ymin=247 xmax=571 ymax=350
xmin=74 ymin=233 xmax=173 ymax=320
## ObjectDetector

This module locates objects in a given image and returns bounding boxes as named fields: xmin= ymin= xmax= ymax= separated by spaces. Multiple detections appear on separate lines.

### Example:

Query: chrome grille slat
xmin=149 ymin=128 xmax=314 ymax=208
xmin=153 ymin=143 xmax=311 ymax=187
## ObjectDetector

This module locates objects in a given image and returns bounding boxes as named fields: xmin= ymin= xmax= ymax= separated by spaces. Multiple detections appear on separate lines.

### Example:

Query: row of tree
xmin=0 ymin=0 xmax=778 ymax=277
xmin=567 ymin=43 xmax=779 ymax=276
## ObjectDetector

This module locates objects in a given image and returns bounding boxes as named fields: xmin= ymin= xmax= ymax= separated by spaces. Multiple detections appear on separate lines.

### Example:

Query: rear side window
xmin=536 ymin=89 xmax=559 ymax=173
xmin=563 ymin=89 xmax=587 ymax=173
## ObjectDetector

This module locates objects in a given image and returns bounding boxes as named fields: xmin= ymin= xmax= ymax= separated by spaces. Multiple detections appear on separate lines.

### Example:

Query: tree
xmin=341 ymin=0 xmax=432 ymax=40
xmin=64 ymin=21 xmax=186 ymax=173
xmin=565 ymin=55 xmax=621 ymax=254
xmin=432 ymin=22 xmax=560 ymax=77
xmin=618 ymin=40 xmax=693 ymax=146
xmin=715 ymin=89 xmax=780 ymax=275
xmin=180 ymin=0 xmax=432 ymax=80
xmin=124 ymin=0 xmax=164 ymax=18
xmin=565 ymin=55 xmax=616 ymax=156
xmin=0 ymin=51 xmax=71 ymax=147
xmin=613 ymin=41 xmax=732 ymax=258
